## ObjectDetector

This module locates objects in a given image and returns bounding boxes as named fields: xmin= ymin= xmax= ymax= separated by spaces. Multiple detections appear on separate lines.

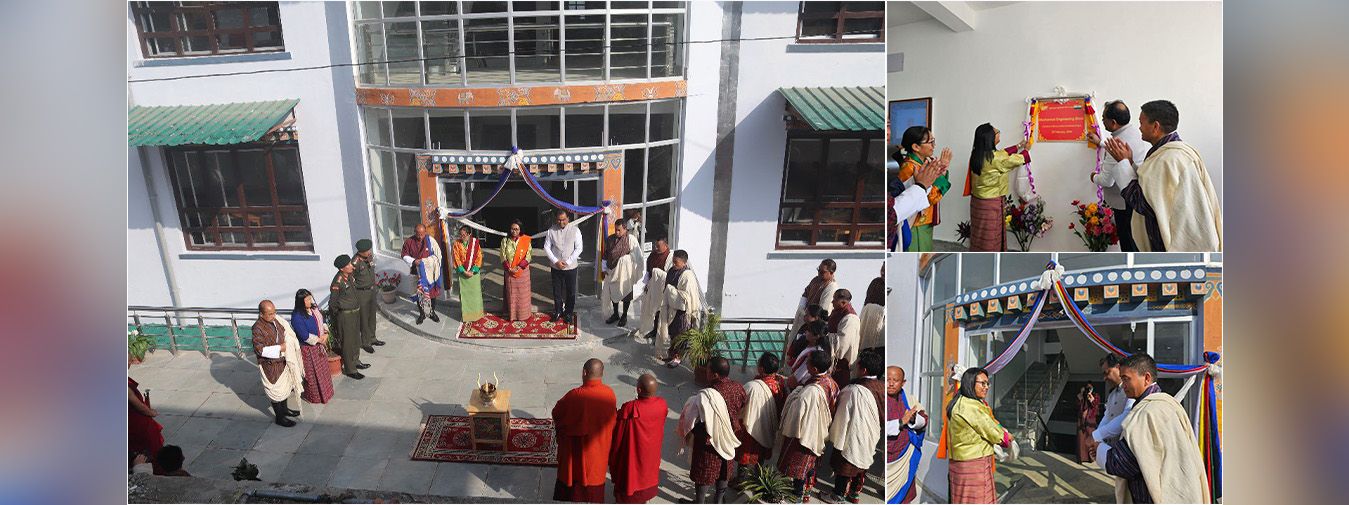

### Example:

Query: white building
xmin=127 ymin=1 xmax=886 ymax=319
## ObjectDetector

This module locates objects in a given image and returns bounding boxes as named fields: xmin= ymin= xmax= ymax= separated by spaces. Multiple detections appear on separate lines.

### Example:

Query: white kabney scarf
xmin=779 ymin=378 xmax=832 ymax=456
xmin=1120 ymin=390 xmax=1211 ymax=503
xmin=677 ymin=387 xmax=741 ymax=461
xmin=600 ymin=233 xmax=644 ymax=307
xmin=636 ymin=252 xmax=675 ymax=338
xmin=259 ymin=318 xmax=304 ymax=408
xmin=655 ymin=268 xmax=703 ymax=351
xmin=1131 ymin=141 xmax=1223 ymax=252
xmin=858 ymin=303 xmax=885 ymax=351
xmin=829 ymin=313 xmax=862 ymax=373
xmin=742 ymin=379 xmax=779 ymax=449
xmin=829 ymin=383 xmax=881 ymax=469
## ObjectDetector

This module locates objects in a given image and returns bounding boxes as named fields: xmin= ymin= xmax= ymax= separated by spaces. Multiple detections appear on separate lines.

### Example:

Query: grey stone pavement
xmin=994 ymin=449 xmax=1115 ymax=503
xmin=130 ymin=298 xmax=883 ymax=503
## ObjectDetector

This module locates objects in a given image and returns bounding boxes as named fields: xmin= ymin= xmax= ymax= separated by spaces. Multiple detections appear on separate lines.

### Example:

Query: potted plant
xmin=673 ymin=312 xmax=724 ymax=387
xmin=323 ymin=311 xmax=342 ymax=376
xmin=377 ymin=271 xmax=402 ymax=304
xmin=128 ymin=329 xmax=156 ymax=365
xmin=737 ymin=464 xmax=793 ymax=503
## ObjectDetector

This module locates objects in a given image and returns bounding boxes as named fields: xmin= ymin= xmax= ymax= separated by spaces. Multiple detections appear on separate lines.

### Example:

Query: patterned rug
xmin=411 ymin=415 xmax=557 ymax=466
xmin=457 ymin=313 xmax=577 ymax=340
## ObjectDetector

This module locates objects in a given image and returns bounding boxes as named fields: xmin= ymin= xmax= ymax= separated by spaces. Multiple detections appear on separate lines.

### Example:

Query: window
xmin=777 ymin=135 xmax=884 ymax=249
xmin=132 ymin=2 xmax=285 ymax=58
xmin=795 ymin=1 xmax=884 ymax=43
xmin=165 ymin=143 xmax=312 ymax=250
xmin=352 ymin=5 xmax=686 ymax=85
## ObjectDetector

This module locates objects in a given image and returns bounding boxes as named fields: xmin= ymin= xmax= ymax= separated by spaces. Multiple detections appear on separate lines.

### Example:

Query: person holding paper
xmin=252 ymin=300 xmax=304 ymax=427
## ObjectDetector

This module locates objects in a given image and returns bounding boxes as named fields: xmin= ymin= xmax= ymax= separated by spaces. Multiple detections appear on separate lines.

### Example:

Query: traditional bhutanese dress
xmin=946 ymin=395 xmax=1011 ymax=504
xmin=452 ymin=237 xmax=484 ymax=322
xmin=898 ymin=153 xmax=950 ymax=252
xmin=289 ymin=308 xmax=335 ymax=404
xmin=128 ymin=378 xmax=164 ymax=457
xmin=966 ymin=147 xmax=1030 ymax=252
xmin=500 ymin=234 xmax=533 ymax=321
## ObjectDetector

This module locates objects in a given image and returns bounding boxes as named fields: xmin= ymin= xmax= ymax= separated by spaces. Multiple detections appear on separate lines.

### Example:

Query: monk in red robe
xmin=610 ymin=374 xmax=668 ymax=504
xmin=553 ymin=358 xmax=618 ymax=503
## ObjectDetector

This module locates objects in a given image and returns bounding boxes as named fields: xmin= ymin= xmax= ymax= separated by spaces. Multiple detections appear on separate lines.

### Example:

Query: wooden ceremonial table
xmin=466 ymin=389 xmax=511 ymax=451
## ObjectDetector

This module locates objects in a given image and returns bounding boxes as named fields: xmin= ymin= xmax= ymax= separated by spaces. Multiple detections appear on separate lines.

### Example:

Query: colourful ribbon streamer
xmin=442 ymin=170 xmax=513 ymax=218
xmin=1085 ymin=97 xmax=1106 ymax=203
xmin=980 ymin=275 xmax=1051 ymax=374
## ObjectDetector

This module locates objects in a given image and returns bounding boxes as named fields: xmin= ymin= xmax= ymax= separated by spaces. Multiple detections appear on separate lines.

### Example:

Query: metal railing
xmin=129 ymin=307 xmax=795 ymax=370
xmin=128 ymin=305 xmax=261 ymax=358
xmin=715 ymin=318 xmax=793 ymax=373
xmin=1017 ymin=354 xmax=1067 ymax=440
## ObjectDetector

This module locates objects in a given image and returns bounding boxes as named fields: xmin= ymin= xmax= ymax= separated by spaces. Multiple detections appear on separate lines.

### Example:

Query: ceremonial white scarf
xmin=677 ymin=387 xmax=741 ymax=461
xmin=1131 ymin=141 xmax=1223 ymax=252
xmin=779 ymin=378 xmax=832 ymax=456
xmin=1121 ymin=390 xmax=1211 ymax=504
xmin=600 ymin=233 xmax=644 ymax=306
xmin=259 ymin=318 xmax=304 ymax=407
xmin=858 ymin=303 xmax=885 ymax=351
xmin=830 ymin=383 xmax=881 ymax=469
xmin=742 ymin=379 xmax=779 ymax=449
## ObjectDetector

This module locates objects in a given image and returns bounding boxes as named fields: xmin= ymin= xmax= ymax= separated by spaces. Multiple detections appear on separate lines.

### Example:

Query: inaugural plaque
xmin=1036 ymin=99 xmax=1088 ymax=142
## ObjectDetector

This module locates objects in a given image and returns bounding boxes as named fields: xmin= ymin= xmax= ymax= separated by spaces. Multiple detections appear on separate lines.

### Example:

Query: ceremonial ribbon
xmin=1085 ymin=97 xmax=1106 ymax=203
xmin=969 ymin=261 xmax=1222 ymax=502
xmin=1021 ymin=100 xmax=1039 ymax=197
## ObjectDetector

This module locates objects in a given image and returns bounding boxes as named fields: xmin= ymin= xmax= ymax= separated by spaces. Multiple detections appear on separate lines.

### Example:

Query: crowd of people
xmin=885 ymin=353 xmax=1212 ymax=504
xmin=550 ymin=352 xmax=885 ymax=505
xmin=128 ymin=215 xmax=890 ymax=502
xmin=889 ymin=99 xmax=1222 ymax=253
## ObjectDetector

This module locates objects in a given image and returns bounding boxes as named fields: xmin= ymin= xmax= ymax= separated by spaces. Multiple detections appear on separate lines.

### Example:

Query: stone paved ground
xmin=994 ymin=449 xmax=1116 ymax=503
xmin=130 ymin=303 xmax=883 ymax=503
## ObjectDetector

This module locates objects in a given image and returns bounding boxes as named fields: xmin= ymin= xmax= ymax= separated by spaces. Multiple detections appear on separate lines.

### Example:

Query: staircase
xmin=993 ymin=354 xmax=1068 ymax=448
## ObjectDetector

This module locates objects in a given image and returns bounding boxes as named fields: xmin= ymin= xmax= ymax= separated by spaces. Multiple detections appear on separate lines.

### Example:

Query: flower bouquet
xmin=1069 ymin=200 xmax=1118 ymax=252
xmin=376 ymin=271 xmax=402 ymax=303
xmin=1004 ymin=196 xmax=1053 ymax=252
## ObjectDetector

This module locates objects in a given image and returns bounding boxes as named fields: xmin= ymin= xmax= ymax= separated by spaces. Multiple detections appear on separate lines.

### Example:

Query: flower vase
xmin=380 ymin=289 xmax=397 ymax=304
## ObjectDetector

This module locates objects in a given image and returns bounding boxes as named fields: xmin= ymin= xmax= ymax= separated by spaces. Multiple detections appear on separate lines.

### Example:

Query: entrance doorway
xmin=440 ymin=176 xmax=601 ymax=314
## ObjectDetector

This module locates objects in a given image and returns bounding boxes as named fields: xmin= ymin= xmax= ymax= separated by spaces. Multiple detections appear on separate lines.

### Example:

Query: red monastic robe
xmin=552 ymin=379 xmax=618 ymax=503
xmin=610 ymin=396 xmax=668 ymax=503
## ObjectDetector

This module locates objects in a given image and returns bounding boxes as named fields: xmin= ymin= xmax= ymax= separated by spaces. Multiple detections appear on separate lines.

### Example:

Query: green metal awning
xmin=778 ymin=86 xmax=883 ymax=131
xmin=128 ymin=99 xmax=299 ymax=146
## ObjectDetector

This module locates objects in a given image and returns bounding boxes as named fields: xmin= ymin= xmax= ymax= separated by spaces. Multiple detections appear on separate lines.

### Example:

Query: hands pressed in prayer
xmin=932 ymin=147 xmax=954 ymax=169
xmin=1103 ymin=137 xmax=1131 ymax=162
xmin=901 ymin=407 xmax=919 ymax=425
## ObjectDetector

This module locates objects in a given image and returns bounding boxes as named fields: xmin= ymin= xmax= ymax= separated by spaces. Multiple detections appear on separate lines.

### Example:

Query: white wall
xmin=888 ymin=1 xmax=1223 ymax=251
xmin=681 ymin=2 xmax=887 ymax=318
xmin=127 ymin=2 xmax=370 ymax=308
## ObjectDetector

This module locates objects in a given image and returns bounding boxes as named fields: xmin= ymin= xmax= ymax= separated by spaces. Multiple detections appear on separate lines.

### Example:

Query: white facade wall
xmin=127 ymin=2 xmax=369 ymax=308
xmin=889 ymin=1 xmax=1223 ymax=251
xmin=681 ymin=2 xmax=887 ymax=318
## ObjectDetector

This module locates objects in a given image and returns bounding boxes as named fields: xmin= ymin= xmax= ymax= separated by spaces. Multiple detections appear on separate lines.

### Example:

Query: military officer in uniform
xmin=352 ymin=239 xmax=385 ymax=353
xmin=331 ymin=255 xmax=369 ymax=379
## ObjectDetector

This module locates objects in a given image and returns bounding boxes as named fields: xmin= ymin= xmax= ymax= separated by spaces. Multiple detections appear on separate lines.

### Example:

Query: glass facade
xmin=364 ymin=99 xmax=682 ymax=254
xmin=353 ymin=1 xmax=687 ymax=86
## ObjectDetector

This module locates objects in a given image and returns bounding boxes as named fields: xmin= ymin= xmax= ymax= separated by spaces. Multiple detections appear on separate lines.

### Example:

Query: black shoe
xmin=271 ymin=402 xmax=296 ymax=427
xmin=356 ymin=363 xmax=371 ymax=370
xmin=619 ymin=315 xmax=628 ymax=327
xmin=551 ymin=313 xmax=563 ymax=322
xmin=286 ymin=408 xmax=301 ymax=417
xmin=363 ymin=346 xmax=375 ymax=353
xmin=345 ymin=372 xmax=365 ymax=380
xmin=372 ymin=339 xmax=386 ymax=346
xmin=606 ymin=313 xmax=620 ymax=325
xmin=429 ymin=312 xmax=440 ymax=323
xmin=416 ymin=314 xmax=425 ymax=325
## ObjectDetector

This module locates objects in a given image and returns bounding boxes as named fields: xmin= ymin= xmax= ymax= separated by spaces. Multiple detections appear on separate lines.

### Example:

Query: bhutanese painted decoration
xmin=1103 ymin=285 xmax=1120 ymax=300
xmin=355 ymin=80 xmax=686 ymax=108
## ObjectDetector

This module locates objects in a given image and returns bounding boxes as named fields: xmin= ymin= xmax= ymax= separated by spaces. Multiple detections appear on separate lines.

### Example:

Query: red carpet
xmin=458 ymin=313 xmax=577 ymax=340
xmin=411 ymin=415 xmax=557 ymax=466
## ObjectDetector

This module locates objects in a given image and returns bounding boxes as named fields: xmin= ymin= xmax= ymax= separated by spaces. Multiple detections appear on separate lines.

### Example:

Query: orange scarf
xmin=506 ymin=235 xmax=530 ymax=278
